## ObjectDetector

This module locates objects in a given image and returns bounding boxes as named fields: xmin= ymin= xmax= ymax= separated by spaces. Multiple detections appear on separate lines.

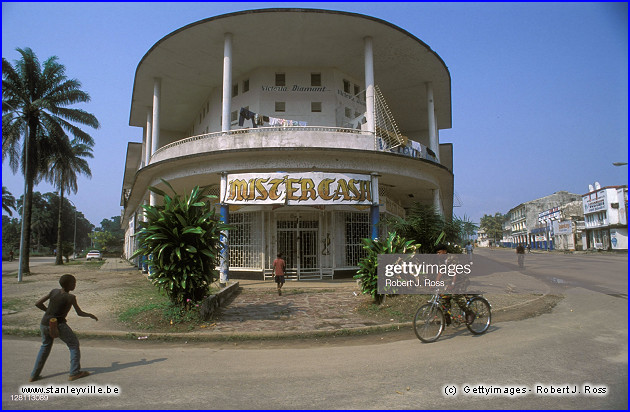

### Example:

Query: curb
xmin=2 ymin=294 xmax=554 ymax=343
xmin=2 ymin=323 xmax=411 ymax=342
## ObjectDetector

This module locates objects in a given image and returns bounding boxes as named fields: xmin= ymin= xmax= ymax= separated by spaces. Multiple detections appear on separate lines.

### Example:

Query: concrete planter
xmin=199 ymin=282 xmax=240 ymax=320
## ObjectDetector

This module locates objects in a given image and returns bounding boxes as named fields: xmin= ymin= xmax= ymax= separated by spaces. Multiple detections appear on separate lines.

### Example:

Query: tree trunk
xmin=19 ymin=123 xmax=37 ymax=278
xmin=19 ymin=178 xmax=33 ymax=276
xmin=55 ymin=187 xmax=64 ymax=265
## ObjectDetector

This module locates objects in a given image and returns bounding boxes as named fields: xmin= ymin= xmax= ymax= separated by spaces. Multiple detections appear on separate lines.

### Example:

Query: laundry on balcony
xmin=238 ymin=108 xmax=258 ymax=128
xmin=269 ymin=116 xmax=307 ymax=127
xmin=238 ymin=107 xmax=306 ymax=128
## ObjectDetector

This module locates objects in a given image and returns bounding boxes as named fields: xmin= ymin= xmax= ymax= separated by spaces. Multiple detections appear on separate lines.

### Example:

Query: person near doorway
xmin=273 ymin=253 xmax=286 ymax=296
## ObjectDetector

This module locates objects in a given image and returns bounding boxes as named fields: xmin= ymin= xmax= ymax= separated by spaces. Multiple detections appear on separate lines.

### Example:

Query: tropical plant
xmin=354 ymin=232 xmax=420 ymax=304
xmin=480 ymin=212 xmax=507 ymax=246
xmin=43 ymin=135 xmax=93 ymax=264
xmin=459 ymin=215 xmax=479 ymax=244
xmin=383 ymin=203 xmax=461 ymax=253
xmin=12 ymin=191 xmax=94 ymax=254
xmin=131 ymin=181 xmax=229 ymax=309
xmin=2 ymin=186 xmax=16 ymax=216
xmin=2 ymin=47 xmax=99 ymax=277
xmin=29 ymin=192 xmax=53 ymax=253
xmin=91 ymin=216 xmax=125 ymax=254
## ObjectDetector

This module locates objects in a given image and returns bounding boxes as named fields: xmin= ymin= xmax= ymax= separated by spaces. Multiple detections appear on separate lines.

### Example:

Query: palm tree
xmin=2 ymin=47 xmax=99 ymax=279
xmin=2 ymin=186 xmax=16 ymax=216
xmin=43 ymin=135 xmax=93 ymax=264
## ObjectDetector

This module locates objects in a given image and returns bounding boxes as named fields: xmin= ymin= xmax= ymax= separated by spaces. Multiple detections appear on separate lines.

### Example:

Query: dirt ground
xmin=2 ymin=259 xmax=563 ymax=347
xmin=2 ymin=261 xmax=147 ymax=333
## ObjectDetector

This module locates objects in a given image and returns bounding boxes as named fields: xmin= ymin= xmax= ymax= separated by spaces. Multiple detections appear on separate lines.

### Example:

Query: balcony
xmin=149 ymin=126 xmax=439 ymax=166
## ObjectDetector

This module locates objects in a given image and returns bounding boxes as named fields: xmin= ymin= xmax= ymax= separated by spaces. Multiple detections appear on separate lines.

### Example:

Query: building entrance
xmin=276 ymin=214 xmax=319 ymax=279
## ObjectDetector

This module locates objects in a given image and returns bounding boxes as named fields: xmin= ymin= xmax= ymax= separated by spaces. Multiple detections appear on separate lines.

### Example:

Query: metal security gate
xmin=276 ymin=214 xmax=320 ymax=279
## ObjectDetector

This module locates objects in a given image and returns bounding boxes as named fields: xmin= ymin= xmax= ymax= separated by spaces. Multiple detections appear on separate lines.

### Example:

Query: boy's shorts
xmin=275 ymin=275 xmax=285 ymax=284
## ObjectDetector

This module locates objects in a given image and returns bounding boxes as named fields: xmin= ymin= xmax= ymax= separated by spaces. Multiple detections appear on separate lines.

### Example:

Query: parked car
xmin=86 ymin=250 xmax=102 ymax=261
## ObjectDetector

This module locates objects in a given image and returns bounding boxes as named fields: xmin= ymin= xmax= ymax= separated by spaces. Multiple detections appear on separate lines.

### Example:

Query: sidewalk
xmin=2 ymin=257 xmax=554 ymax=342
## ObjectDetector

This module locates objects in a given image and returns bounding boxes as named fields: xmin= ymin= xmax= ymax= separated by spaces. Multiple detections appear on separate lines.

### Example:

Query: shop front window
xmin=229 ymin=212 xmax=262 ymax=269
xmin=343 ymin=212 xmax=369 ymax=266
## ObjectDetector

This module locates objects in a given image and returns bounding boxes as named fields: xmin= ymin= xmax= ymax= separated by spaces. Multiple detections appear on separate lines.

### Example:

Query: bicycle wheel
xmin=466 ymin=297 xmax=491 ymax=335
xmin=413 ymin=304 xmax=445 ymax=343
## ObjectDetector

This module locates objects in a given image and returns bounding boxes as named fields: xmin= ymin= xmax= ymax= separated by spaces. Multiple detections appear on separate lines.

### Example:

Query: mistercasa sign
xmin=223 ymin=172 xmax=374 ymax=205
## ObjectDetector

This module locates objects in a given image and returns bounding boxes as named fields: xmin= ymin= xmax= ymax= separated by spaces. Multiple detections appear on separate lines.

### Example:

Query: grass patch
xmin=357 ymin=294 xmax=430 ymax=323
xmin=64 ymin=260 xmax=84 ymax=266
xmin=116 ymin=280 xmax=217 ymax=332
xmin=2 ymin=297 xmax=30 ymax=312
xmin=84 ymin=260 xmax=106 ymax=270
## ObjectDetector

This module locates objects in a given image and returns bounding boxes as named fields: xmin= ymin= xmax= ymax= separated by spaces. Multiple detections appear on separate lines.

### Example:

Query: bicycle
xmin=413 ymin=290 xmax=492 ymax=343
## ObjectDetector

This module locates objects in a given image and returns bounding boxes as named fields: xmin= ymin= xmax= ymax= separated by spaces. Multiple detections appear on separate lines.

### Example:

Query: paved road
xmin=2 ymin=290 xmax=626 ymax=409
xmin=472 ymin=248 xmax=627 ymax=296
xmin=2 ymin=250 xmax=627 ymax=409
xmin=2 ymin=257 xmax=58 ymax=276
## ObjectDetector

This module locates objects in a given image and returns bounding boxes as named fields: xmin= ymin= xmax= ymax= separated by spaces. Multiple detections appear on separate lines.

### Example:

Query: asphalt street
xmin=2 ymin=257 xmax=56 ymax=276
xmin=472 ymin=248 xmax=628 ymax=296
xmin=2 ymin=249 xmax=627 ymax=409
xmin=2 ymin=290 xmax=626 ymax=409
xmin=2 ymin=251 xmax=628 ymax=409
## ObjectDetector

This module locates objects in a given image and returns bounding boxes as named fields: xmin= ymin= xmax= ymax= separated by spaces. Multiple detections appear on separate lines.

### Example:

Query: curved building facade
xmin=121 ymin=8 xmax=455 ymax=279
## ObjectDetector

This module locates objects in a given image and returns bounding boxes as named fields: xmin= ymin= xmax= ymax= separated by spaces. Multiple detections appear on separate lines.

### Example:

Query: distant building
xmin=581 ymin=184 xmax=628 ymax=251
xmin=504 ymin=191 xmax=582 ymax=249
xmin=476 ymin=229 xmax=490 ymax=247
xmin=550 ymin=200 xmax=584 ymax=251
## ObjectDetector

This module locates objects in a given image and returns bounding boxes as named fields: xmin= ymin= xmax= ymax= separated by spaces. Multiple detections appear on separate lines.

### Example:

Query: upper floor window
xmin=276 ymin=73 xmax=286 ymax=87
xmin=343 ymin=79 xmax=350 ymax=93
xmin=275 ymin=102 xmax=286 ymax=112
xmin=311 ymin=102 xmax=322 ymax=113
xmin=354 ymin=84 xmax=360 ymax=96
xmin=311 ymin=73 xmax=321 ymax=87
xmin=243 ymin=79 xmax=249 ymax=93
xmin=233 ymin=84 xmax=239 ymax=97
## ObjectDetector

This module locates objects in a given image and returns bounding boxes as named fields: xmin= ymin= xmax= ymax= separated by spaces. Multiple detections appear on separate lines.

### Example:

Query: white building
xmin=121 ymin=9 xmax=455 ymax=279
xmin=476 ymin=229 xmax=491 ymax=248
xmin=582 ymin=184 xmax=628 ymax=251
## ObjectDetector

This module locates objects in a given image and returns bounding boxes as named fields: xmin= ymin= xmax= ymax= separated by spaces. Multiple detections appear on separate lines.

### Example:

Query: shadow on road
xmin=87 ymin=357 xmax=168 ymax=376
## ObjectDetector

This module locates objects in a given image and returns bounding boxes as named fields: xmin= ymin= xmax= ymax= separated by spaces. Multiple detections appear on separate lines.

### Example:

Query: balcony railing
xmin=149 ymin=126 xmax=438 ymax=165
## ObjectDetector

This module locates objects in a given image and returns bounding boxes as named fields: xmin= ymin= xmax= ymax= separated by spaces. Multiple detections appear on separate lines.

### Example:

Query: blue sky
xmin=2 ymin=2 xmax=628 ymax=227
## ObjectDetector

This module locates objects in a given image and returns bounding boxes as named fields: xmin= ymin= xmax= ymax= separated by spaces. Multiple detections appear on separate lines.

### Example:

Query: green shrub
xmin=132 ymin=180 xmax=229 ymax=309
xmin=354 ymin=232 xmax=419 ymax=304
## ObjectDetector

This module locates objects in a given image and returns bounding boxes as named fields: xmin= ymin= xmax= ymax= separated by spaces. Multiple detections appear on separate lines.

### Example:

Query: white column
xmin=151 ymin=78 xmax=161 ymax=155
xmin=426 ymin=82 xmax=440 ymax=162
xmin=145 ymin=109 xmax=152 ymax=166
xmin=222 ymin=33 xmax=233 ymax=133
xmin=364 ymin=36 xmax=375 ymax=134
xmin=141 ymin=126 xmax=147 ymax=168
xmin=433 ymin=188 xmax=442 ymax=216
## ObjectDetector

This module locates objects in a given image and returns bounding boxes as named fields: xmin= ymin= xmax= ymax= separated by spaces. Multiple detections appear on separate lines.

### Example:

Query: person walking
xmin=30 ymin=274 xmax=98 ymax=382
xmin=516 ymin=244 xmax=526 ymax=268
xmin=273 ymin=253 xmax=286 ymax=296
xmin=465 ymin=242 xmax=473 ymax=261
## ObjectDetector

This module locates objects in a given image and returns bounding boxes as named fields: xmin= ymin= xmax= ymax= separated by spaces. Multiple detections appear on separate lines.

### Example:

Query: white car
xmin=86 ymin=250 xmax=102 ymax=261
